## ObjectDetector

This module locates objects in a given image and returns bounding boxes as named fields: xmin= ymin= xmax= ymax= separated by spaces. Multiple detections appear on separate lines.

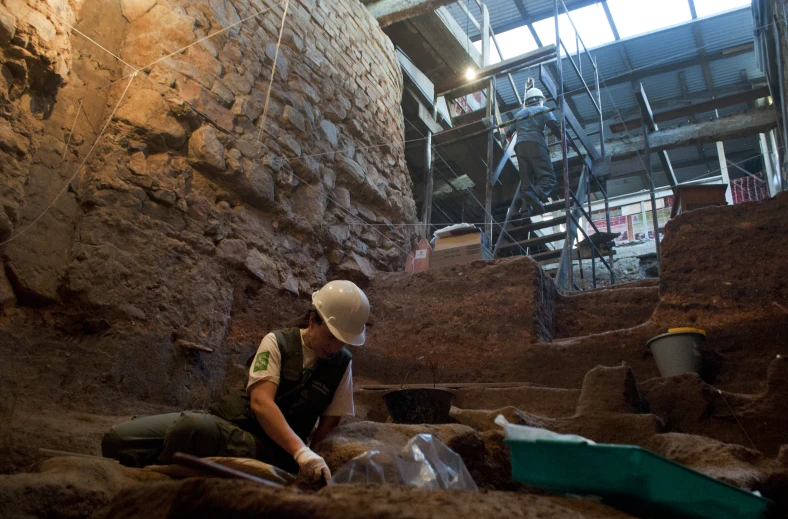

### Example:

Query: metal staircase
xmin=418 ymin=0 xmax=617 ymax=290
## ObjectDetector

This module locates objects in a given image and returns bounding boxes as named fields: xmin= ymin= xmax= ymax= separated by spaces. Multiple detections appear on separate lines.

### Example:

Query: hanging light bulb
xmin=465 ymin=68 xmax=477 ymax=80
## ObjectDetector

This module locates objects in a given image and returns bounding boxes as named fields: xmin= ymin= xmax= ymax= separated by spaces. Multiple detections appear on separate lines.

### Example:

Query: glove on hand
xmin=294 ymin=446 xmax=331 ymax=482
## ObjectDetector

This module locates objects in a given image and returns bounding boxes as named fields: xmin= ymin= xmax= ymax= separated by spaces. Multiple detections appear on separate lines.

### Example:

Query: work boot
xmin=523 ymin=191 xmax=545 ymax=216
xmin=513 ymin=197 xmax=529 ymax=218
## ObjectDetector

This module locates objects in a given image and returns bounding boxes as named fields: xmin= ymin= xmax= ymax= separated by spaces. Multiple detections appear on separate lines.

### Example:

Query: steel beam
xmin=366 ymin=0 xmax=459 ymax=27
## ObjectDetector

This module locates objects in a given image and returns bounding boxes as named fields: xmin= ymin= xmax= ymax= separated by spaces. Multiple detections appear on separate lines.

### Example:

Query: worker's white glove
xmin=294 ymin=446 xmax=331 ymax=482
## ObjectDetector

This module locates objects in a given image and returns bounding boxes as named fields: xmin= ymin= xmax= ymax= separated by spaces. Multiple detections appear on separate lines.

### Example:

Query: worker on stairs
xmin=101 ymin=280 xmax=370 ymax=483
xmin=505 ymin=78 xmax=561 ymax=216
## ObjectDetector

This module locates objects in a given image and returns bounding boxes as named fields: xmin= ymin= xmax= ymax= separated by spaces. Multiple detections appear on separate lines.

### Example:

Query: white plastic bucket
xmin=647 ymin=328 xmax=706 ymax=377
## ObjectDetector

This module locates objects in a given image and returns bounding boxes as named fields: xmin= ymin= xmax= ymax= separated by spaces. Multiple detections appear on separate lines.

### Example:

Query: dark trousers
xmin=101 ymin=411 xmax=266 ymax=468
xmin=514 ymin=141 xmax=556 ymax=201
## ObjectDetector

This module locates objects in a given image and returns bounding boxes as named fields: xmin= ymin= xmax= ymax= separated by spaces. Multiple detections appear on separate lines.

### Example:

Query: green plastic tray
xmin=506 ymin=439 xmax=772 ymax=519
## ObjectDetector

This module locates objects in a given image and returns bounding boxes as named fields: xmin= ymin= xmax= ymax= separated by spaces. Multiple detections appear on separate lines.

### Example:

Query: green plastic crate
xmin=506 ymin=439 xmax=772 ymax=519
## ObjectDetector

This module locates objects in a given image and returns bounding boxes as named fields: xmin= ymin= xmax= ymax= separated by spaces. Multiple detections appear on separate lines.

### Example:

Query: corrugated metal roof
xmin=426 ymin=4 xmax=765 ymax=202
xmin=623 ymin=25 xmax=698 ymax=70
xmin=444 ymin=0 xmax=602 ymax=41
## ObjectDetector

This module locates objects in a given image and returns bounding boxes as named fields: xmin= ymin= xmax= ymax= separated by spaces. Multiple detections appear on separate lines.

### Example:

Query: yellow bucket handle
xmin=668 ymin=327 xmax=706 ymax=337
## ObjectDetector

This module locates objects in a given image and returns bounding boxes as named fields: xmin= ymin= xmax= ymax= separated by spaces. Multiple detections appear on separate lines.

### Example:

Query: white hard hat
xmin=311 ymin=280 xmax=370 ymax=346
xmin=525 ymin=87 xmax=545 ymax=105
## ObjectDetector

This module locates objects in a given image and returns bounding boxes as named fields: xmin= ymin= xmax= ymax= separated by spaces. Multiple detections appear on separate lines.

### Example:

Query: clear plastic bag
xmin=329 ymin=434 xmax=478 ymax=490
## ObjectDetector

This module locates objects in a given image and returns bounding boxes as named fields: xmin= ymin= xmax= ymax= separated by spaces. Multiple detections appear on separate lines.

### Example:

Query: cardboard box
xmin=670 ymin=184 xmax=729 ymax=218
xmin=429 ymin=242 xmax=494 ymax=269
xmin=434 ymin=232 xmax=484 ymax=251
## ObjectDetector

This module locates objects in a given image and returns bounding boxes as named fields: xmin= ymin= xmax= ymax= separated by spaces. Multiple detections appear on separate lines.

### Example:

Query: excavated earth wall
xmin=1 ymin=0 xmax=788 ymax=512
xmin=0 ymin=0 xmax=418 ymax=425
xmin=356 ymin=194 xmax=788 ymax=394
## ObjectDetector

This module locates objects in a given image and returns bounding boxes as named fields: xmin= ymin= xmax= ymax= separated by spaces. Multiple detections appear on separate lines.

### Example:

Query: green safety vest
xmin=208 ymin=328 xmax=351 ymax=452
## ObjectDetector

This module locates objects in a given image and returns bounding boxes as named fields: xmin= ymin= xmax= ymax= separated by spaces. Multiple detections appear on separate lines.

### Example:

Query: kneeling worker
xmin=102 ymin=280 xmax=370 ymax=482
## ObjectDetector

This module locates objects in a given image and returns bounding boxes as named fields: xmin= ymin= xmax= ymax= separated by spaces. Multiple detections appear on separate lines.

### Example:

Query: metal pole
xmin=434 ymin=107 xmax=558 ymax=149
xmin=596 ymin=61 xmax=612 ymax=283
xmin=644 ymin=123 xmax=661 ymax=271
xmin=557 ymin=0 xmax=572 ymax=290
xmin=493 ymin=181 xmax=521 ymax=257
xmin=420 ymin=96 xmax=436 ymax=238
xmin=596 ymin=59 xmax=604 ymax=157
xmin=486 ymin=77 xmax=496 ymax=242
xmin=481 ymin=1 xmax=495 ymax=242
xmin=772 ymin=14 xmax=788 ymax=184
xmin=588 ymin=169 xmax=596 ymax=288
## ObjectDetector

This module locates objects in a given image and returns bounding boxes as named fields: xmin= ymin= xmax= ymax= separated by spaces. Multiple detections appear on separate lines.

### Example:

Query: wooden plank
xmin=499 ymin=231 xmax=565 ymax=250
xmin=367 ymin=0 xmax=459 ymax=27
xmin=437 ymin=45 xmax=556 ymax=97
xmin=610 ymin=85 xmax=771 ymax=134
xmin=556 ymin=108 xmax=778 ymax=162
xmin=507 ymin=215 xmax=568 ymax=234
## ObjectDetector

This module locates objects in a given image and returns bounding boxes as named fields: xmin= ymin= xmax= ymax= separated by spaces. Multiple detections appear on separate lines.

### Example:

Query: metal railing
xmin=554 ymin=0 xmax=614 ymax=290
xmin=416 ymin=0 xmax=615 ymax=290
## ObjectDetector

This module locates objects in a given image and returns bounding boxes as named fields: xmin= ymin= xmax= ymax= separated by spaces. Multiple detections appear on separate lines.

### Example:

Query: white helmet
xmin=311 ymin=280 xmax=370 ymax=346
xmin=525 ymin=87 xmax=545 ymax=105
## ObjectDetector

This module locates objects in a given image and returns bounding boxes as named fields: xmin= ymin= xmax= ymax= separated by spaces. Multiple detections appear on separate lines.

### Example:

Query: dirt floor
xmin=2 ymin=195 xmax=788 ymax=517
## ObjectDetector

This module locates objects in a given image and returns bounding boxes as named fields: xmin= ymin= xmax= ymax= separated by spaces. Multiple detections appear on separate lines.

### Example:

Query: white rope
xmin=38 ymin=2 xmax=137 ymax=72
xmin=138 ymin=0 xmax=288 ymax=73
xmin=257 ymin=0 xmax=290 ymax=151
xmin=59 ymin=100 xmax=82 ymax=165
xmin=0 ymin=72 xmax=138 ymax=246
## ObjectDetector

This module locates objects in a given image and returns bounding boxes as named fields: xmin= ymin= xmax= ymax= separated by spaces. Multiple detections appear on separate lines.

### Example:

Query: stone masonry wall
xmin=0 ymin=0 xmax=418 ymax=408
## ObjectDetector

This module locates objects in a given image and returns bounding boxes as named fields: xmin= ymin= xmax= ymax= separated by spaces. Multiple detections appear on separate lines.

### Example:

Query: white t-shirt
xmin=246 ymin=331 xmax=355 ymax=417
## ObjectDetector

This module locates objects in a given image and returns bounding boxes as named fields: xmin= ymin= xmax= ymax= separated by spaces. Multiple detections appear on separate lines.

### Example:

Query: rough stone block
xmin=323 ymin=167 xmax=337 ymax=190
xmin=265 ymin=42 xmax=289 ymax=78
xmin=240 ymin=162 xmax=275 ymax=209
xmin=0 ymin=207 xmax=12 ymax=242
xmin=245 ymin=249 xmax=279 ymax=287
xmin=292 ymin=155 xmax=320 ymax=184
xmin=179 ymin=80 xmax=234 ymax=133
xmin=319 ymin=120 xmax=338 ymax=147
xmin=223 ymin=72 xmax=254 ymax=96
xmin=331 ymin=186 xmax=351 ymax=210
xmin=0 ymin=118 xmax=30 ymax=155
xmin=281 ymin=106 xmax=306 ymax=134
xmin=337 ymin=252 xmax=375 ymax=286
xmin=0 ymin=268 xmax=16 ymax=307
xmin=217 ymin=238 xmax=248 ymax=264
xmin=347 ymin=118 xmax=365 ymax=139
xmin=576 ymin=365 xmax=646 ymax=415
xmin=323 ymin=101 xmax=347 ymax=123
xmin=336 ymin=156 xmax=365 ymax=185
xmin=151 ymin=189 xmax=176 ymax=206
xmin=128 ymin=152 xmax=148 ymax=176
xmin=115 ymin=88 xmax=187 ymax=149
xmin=276 ymin=133 xmax=301 ymax=157
xmin=282 ymin=28 xmax=304 ymax=53
xmin=225 ymin=148 xmax=243 ymax=175
xmin=0 ymin=5 xmax=16 ymax=44
xmin=188 ymin=125 xmax=225 ymax=173
xmin=121 ymin=0 xmax=158 ymax=22
xmin=211 ymin=81 xmax=235 ymax=107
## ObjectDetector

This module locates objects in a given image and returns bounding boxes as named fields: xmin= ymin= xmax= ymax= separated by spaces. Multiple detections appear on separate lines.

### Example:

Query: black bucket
xmin=382 ymin=355 xmax=455 ymax=424
xmin=383 ymin=388 xmax=455 ymax=424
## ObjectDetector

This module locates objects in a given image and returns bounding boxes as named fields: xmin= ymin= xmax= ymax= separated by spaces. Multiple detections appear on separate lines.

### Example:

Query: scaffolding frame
xmin=422 ymin=0 xmax=614 ymax=290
